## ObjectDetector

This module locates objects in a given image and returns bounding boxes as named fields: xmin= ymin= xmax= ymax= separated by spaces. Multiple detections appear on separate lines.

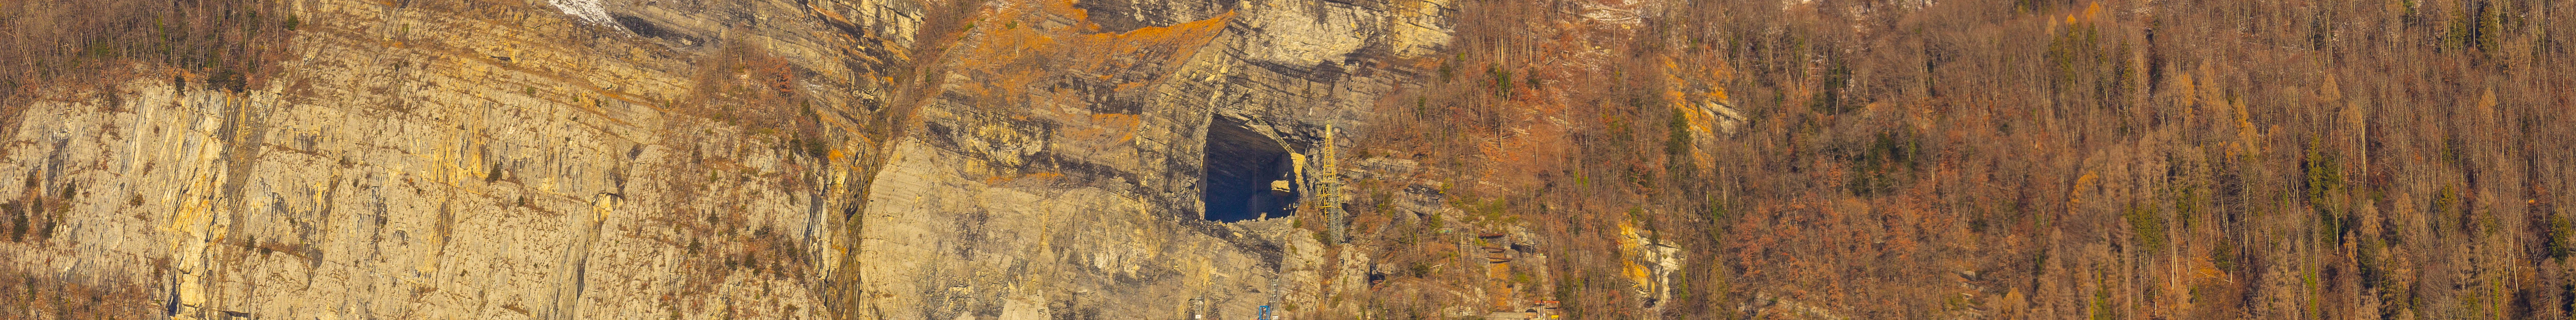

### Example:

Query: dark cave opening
xmin=1203 ymin=118 xmax=1295 ymax=222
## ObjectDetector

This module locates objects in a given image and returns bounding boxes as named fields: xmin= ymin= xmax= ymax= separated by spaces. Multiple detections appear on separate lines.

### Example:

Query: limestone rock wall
xmin=841 ymin=0 xmax=1443 ymax=318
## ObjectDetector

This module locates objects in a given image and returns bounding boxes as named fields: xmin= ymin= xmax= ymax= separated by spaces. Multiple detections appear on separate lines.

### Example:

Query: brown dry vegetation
xmin=0 ymin=1 xmax=296 ymax=99
xmin=0 ymin=0 xmax=295 ymax=144
xmin=0 ymin=266 xmax=160 ymax=320
xmin=1 ymin=181 xmax=74 ymax=244
xmin=1354 ymin=0 xmax=2576 ymax=319
xmin=687 ymin=39 xmax=835 ymax=159
xmin=1349 ymin=0 xmax=1734 ymax=317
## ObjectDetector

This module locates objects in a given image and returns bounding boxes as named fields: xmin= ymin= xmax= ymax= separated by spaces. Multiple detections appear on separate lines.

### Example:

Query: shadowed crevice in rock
xmin=1075 ymin=0 xmax=1241 ymax=34
xmin=611 ymin=13 xmax=704 ymax=46
xmin=1071 ymin=0 xmax=1150 ymax=33
xmin=1203 ymin=117 xmax=1295 ymax=222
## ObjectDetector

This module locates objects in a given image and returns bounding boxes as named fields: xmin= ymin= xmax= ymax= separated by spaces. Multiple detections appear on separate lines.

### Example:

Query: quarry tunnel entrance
xmin=1203 ymin=118 xmax=1297 ymax=222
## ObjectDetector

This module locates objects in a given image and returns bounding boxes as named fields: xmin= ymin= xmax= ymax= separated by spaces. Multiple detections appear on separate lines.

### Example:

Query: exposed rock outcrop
xmin=0 ymin=0 xmax=1458 ymax=319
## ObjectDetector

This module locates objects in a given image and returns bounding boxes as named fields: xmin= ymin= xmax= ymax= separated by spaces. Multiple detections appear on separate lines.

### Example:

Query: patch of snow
xmin=548 ymin=0 xmax=615 ymax=26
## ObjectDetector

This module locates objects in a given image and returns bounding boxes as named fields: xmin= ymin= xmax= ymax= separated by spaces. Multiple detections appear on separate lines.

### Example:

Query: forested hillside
xmin=1347 ymin=0 xmax=2576 ymax=319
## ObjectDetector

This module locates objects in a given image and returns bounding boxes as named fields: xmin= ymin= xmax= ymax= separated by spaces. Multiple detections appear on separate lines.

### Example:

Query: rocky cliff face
xmin=0 ymin=0 xmax=1476 ymax=319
